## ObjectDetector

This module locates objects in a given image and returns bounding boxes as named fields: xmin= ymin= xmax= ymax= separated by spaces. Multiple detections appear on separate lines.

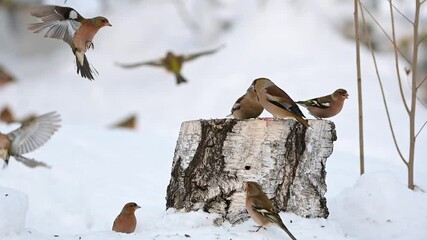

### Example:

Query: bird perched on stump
xmin=246 ymin=182 xmax=298 ymax=240
xmin=115 ymin=46 xmax=224 ymax=85
xmin=112 ymin=202 xmax=141 ymax=234
xmin=251 ymin=78 xmax=309 ymax=127
xmin=0 ymin=111 xmax=61 ymax=168
xmin=228 ymin=85 xmax=263 ymax=119
xmin=28 ymin=5 xmax=112 ymax=80
xmin=296 ymin=89 xmax=349 ymax=119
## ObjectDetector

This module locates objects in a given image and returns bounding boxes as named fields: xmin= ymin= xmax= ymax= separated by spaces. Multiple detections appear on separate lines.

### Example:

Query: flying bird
xmin=246 ymin=181 xmax=298 ymax=240
xmin=115 ymin=46 xmax=224 ymax=85
xmin=28 ymin=5 xmax=112 ymax=80
xmin=228 ymin=85 xmax=263 ymax=119
xmin=112 ymin=202 xmax=141 ymax=234
xmin=251 ymin=78 xmax=309 ymax=127
xmin=296 ymin=89 xmax=349 ymax=119
xmin=0 ymin=111 xmax=61 ymax=168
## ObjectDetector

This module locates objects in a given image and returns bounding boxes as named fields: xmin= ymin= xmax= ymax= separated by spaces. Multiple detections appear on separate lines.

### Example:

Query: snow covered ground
xmin=0 ymin=0 xmax=427 ymax=239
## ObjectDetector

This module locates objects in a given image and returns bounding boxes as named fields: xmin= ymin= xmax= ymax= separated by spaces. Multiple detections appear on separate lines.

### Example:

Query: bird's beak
xmin=106 ymin=23 xmax=112 ymax=27
xmin=345 ymin=93 xmax=349 ymax=99
xmin=136 ymin=205 xmax=141 ymax=209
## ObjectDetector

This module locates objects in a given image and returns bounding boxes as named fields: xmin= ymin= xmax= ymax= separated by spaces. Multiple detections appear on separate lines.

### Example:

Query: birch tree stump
xmin=166 ymin=118 xmax=336 ymax=224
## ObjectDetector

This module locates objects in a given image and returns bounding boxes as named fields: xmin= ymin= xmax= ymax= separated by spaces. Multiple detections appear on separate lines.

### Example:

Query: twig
xmin=359 ymin=1 xmax=408 ymax=166
xmin=386 ymin=0 xmax=413 ymax=24
xmin=389 ymin=0 xmax=410 ymax=114
xmin=359 ymin=1 xmax=412 ymax=65
xmin=417 ymin=75 xmax=427 ymax=89
xmin=354 ymin=0 xmax=365 ymax=175
xmin=415 ymin=120 xmax=427 ymax=138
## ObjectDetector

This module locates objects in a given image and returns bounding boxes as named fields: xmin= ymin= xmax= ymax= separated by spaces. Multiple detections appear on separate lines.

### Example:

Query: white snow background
xmin=0 ymin=0 xmax=427 ymax=239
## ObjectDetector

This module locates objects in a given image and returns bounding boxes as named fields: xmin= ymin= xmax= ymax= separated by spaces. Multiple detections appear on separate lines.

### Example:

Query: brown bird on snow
xmin=28 ymin=5 xmax=112 ymax=80
xmin=251 ymin=78 xmax=309 ymax=127
xmin=228 ymin=85 xmax=263 ymax=119
xmin=112 ymin=202 xmax=141 ymax=234
xmin=246 ymin=182 xmax=298 ymax=240
xmin=115 ymin=46 xmax=224 ymax=85
xmin=0 ymin=111 xmax=61 ymax=168
xmin=296 ymin=89 xmax=349 ymax=119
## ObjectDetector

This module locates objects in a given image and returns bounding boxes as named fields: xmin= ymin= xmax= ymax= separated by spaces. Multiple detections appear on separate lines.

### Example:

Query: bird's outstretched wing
xmin=115 ymin=59 xmax=164 ymax=69
xmin=182 ymin=45 xmax=225 ymax=62
xmin=7 ymin=112 xmax=61 ymax=155
xmin=28 ymin=5 xmax=83 ymax=46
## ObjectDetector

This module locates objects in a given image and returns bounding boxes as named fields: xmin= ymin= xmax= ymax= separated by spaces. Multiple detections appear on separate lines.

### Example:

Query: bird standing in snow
xmin=28 ymin=5 xmax=112 ymax=80
xmin=251 ymin=78 xmax=309 ymax=127
xmin=0 ymin=111 xmax=61 ymax=168
xmin=115 ymin=46 xmax=224 ymax=85
xmin=112 ymin=202 xmax=141 ymax=234
xmin=296 ymin=89 xmax=349 ymax=119
xmin=246 ymin=181 xmax=298 ymax=240
xmin=229 ymin=85 xmax=263 ymax=119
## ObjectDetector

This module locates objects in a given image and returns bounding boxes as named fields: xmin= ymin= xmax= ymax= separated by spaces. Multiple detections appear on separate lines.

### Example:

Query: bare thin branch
xmin=359 ymin=1 xmax=412 ymax=64
xmin=416 ymin=120 xmax=427 ymax=138
xmin=389 ymin=0 xmax=410 ymax=114
xmin=354 ymin=0 xmax=365 ymax=175
xmin=359 ymin=1 xmax=408 ymax=166
xmin=386 ymin=0 xmax=414 ymax=24
xmin=418 ymin=33 xmax=427 ymax=46
xmin=417 ymin=76 xmax=427 ymax=89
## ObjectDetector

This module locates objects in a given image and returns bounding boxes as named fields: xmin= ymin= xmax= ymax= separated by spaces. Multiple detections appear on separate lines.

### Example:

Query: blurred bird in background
xmin=112 ymin=202 xmax=141 ymax=234
xmin=246 ymin=181 xmax=298 ymax=240
xmin=115 ymin=46 xmax=224 ymax=85
xmin=0 ymin=106 xmax=15 ymax=124
xmin=28 ymin=5 xmax=112 ymax=80
xmin=228 ymin=85 xmax=263 ymax=119
xmin=296 ymin=89 xmax=348 ymax=119
xmin=0 ymin=111 xmax=61 ymax=168
xmin=0 ymin=65 xmax=15 ymax=89
xmin=251 ymin=78 xmax=309 ymax=127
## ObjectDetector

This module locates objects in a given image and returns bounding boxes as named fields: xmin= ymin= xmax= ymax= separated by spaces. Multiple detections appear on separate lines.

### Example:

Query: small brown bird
xmin=251 ymin=78 xmax=309 ymax=127
xmin=0 ymin=65 xmax=15 ymax=89
xmin=111 ymin=114 xmax=137 ymax=130
xmin=0 ymin=106 xmax=15 ymax=124
xmin=116 ymin=46 xmax=224 ymax=85
xmin=246 ymin=182 xmax=297 ymax=240
xmin=28 ymin=5 xmax=112 ymax=80
xmin=0 ymin=111 xmax=60 ymax=168
xmin=296 ymin=89 xmax=349 ymax=119
xmin=112 ymin=202 xmax=141 ymax=234
xmin=229 ymin=85 xmax=263 ymax=119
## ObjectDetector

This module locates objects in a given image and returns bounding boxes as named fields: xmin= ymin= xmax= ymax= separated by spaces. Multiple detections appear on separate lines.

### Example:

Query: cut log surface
xmin=166 ymin=118 xmax=336 ymax=224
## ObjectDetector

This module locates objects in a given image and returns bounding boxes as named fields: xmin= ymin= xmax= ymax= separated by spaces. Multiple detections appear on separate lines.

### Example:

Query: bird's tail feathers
xmin=175 ymin=73 xmax=187 ymax=85
xmin=74 ymin=50 xmax=97 ymax=80
xmin=276 ymin=221 xmax=298 ymax=240
xmin=14 ymin=155 xmax=51 ymax=168
xmin=293 ymin=114 xmax=310 ymax=128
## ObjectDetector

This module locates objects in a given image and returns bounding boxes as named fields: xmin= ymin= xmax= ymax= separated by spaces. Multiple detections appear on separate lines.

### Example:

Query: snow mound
xmin=330 ymin=172 xmax=427 ymax=240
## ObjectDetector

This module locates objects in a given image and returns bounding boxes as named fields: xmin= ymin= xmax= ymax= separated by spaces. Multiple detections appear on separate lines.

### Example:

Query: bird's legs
xmin=85 ymin=41 xmax=94 ymax=50
xmin=249 ymin=225 xmax=266 ymax=232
